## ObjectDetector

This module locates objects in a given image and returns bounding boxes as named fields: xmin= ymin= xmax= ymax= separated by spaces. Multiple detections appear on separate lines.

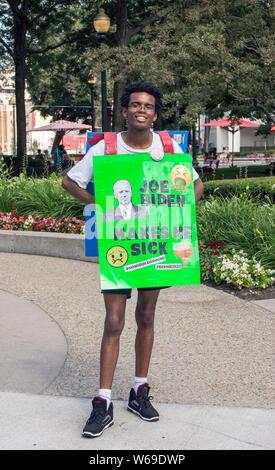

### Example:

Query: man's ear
xmin=152 ymin=113 xmax=158 ymax=122
xmin=122 ymin=108 xmax=128 ymax=119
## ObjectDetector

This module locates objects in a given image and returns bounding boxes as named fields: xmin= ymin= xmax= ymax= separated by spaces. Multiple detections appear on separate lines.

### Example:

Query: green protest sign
xmin=93 ymin=153 xmax=200 ymax=289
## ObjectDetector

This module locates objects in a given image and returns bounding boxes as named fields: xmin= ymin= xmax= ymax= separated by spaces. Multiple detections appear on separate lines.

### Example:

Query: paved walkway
xmin=0 ymin=252 xmax=274 ymax=450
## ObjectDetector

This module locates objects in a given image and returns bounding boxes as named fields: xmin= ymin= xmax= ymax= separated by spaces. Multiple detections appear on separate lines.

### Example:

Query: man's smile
xmin=135 ymin=115 xmax=147 ymax=122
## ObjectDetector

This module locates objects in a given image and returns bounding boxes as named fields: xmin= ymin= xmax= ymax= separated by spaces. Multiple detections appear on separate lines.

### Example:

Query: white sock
xmin=133 ymin=377 xmax=148 ymax=395
xmin=98 ymin=388 xmax=111 ymax=409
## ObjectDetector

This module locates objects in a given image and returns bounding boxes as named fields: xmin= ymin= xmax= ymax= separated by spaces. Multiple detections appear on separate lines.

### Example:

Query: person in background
xmin=44 ymin=149 xmax=52 ymax=172
xmin=53 ymin=144 xmax=68 ymax=172
xmin=214 ymin=153 xmax=220 ymax=168
xmin=36 ymin=149 xmax=43 ymax=160
xmin=219 ymin=146 xmax=231 ymax=166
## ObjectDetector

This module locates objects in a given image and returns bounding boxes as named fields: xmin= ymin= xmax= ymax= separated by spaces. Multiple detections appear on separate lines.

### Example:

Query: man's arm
xmin=194 ymin=178 xmax=203 ymax=202
xmin=62 ymin=175 xmax=94 ymax=204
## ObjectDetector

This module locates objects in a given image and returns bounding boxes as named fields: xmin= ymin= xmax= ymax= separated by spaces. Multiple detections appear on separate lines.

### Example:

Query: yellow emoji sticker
xmin=106 ymin=246 xmax=128 ymax=267
xmin=170 ymin=164 xmax=192 ymax=191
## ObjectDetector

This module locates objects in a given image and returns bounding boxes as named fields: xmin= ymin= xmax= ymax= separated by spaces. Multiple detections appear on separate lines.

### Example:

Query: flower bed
xmin=0 ymin=210 xmax=84 ymax=234
xmin=200 ymin=241 xmax=275 ymax=289
xmin=1 ymin=210 xmax=274 ymax=290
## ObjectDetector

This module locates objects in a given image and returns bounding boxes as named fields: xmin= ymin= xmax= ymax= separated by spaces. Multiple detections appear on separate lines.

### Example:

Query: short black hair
xmin=120 ymin=82 xmax=162 ymax=116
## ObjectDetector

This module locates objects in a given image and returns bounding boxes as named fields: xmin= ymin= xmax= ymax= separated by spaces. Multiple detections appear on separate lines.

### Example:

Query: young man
xmin=62 ymin=82 xmax=203 ymax=438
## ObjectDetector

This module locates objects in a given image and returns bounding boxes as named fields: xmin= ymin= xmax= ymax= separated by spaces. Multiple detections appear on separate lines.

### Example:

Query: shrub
xmin=199 ymin=164 xmax=274 ymax=182
xmin=203 ymin=177 xmax=275 ymax=202
xmin=213 ymin=250 xmax=275 ymax=289
xmin=0 ymin=173 xmax=84 ymax=219
xmin=197 ymin=195 xmax=275 ymax=269
xmin=200 ymin=242 xmax=274 ymax=289
xmin=199 ymin=240 xmax=226 ymax=281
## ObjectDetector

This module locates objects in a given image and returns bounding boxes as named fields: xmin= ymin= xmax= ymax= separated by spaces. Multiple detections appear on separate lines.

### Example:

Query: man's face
xmin=114 ymin=181 xmax=132 ymax=206
xmin=122 ymin=92 xmax=158 ymax=130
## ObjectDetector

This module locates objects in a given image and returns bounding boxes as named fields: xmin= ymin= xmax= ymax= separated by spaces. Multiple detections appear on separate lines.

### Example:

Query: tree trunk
xmin=51 ymin=131 xmax=65 ymax=150
xmin=112 ymin=81 xmax=126 ymax=131
xmin=13 ymin=10 xmax=27 ymax=173
xmin=112 ymin=0 xmax=128 ymax=131
xmin=204 ymin=115 xmax=210 ymax=152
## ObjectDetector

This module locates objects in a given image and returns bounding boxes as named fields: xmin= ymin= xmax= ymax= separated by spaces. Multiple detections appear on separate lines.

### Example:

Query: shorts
xmin=101 ymin=287 xmax=170 ymax=299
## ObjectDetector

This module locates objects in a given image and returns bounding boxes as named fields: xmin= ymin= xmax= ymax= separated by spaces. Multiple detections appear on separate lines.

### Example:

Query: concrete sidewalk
xmin=1 ymin=392 xmax=274 ymax=450
xmin=0 ymin=252 xmax=274 ymax=450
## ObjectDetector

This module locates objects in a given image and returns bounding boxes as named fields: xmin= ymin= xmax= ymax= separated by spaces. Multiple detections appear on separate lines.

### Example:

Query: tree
xmin=110 ymin=0 xmax=168 ymax=130
xmin=84 ymin=0 xmax=274 ymax=130
xmin=3 ymin=0 xmax=273 ymax=164
xmin=0 ymin=0 xmax=99 ymax=171
xmin=84 ymin=0 xmax=196 ymax=130
xmin=27 ymin=5 xmax=100 ymax=147
xmin=169 ymin=0 xmax=275 ymax=128
xmin=26 ymin=0 xmax=178 ymax=132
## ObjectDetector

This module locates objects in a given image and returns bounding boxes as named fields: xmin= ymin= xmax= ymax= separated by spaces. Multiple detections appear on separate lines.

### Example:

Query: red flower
xmin=211 ymin=251 xmax=221 ymax=256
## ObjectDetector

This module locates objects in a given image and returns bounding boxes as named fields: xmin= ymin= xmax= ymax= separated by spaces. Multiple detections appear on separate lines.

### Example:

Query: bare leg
xmin=99 ymin=294 xmax=127 ymax=389
xmin=135 ymin=289 xmax=160 ymax=377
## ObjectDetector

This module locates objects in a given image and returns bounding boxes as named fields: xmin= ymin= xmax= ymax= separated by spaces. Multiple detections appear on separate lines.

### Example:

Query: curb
xmin=0 ymin=230 xmax=97 ymax=263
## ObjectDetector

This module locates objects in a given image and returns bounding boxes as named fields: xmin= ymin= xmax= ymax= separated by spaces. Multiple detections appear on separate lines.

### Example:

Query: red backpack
xmin=87 ymin=131 xmax=174 ymax=155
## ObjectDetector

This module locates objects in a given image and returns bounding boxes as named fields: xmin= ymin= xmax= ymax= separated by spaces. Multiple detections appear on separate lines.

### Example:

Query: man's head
xmin=113 ymin=180 xmax=132 ymax=206
xmin=120 ymin=82 xmax=162 ymax=131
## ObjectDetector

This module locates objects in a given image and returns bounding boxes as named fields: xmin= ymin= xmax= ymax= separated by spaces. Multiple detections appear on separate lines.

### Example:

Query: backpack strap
xmin=87 ymin=132 xmax=117 ymax=155
xmin=158 ymin=130 xmax=174 ymax=154
xmin=87 ymin=133 xmax=104 ymax=147
xmin=104 ymin=132 xmax=117 ymax=155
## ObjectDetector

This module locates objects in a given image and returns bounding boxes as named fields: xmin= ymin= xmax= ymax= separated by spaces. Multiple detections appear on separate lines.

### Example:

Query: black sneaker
xmin=82 ymin=397 xmax=114 ymax=438
xmin=127 ymin=383 xmax=159 ymax=421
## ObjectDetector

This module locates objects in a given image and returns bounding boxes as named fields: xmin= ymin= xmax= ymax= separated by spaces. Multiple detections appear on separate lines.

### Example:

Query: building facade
xmin=198 ymin=114 xmax=275 ymax=153
xmin=0 ymin=70 xmax=16 ymax=154
xmin=0 ymin=69 xmax=55 ymax=155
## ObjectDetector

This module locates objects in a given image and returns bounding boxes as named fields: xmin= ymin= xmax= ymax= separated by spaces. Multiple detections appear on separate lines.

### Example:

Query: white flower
xmin=212 ymin=249 xmax=274 ymax=289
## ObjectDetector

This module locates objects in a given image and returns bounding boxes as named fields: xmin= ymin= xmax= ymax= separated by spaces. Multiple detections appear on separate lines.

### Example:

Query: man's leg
xmin=135 ymin=289 xmax=160 ymax=377
xmin=82 ymin=293 xmax=127 ymax=438
xmin=127 ymin=289 xmax=160 ymax=421
xmin=100 ymin=293 xmax=127 ymax=388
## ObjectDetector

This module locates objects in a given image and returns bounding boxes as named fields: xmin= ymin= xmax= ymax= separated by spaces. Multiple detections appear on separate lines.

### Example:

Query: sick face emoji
xmin=170 ymin=164 xmax=192 ymax=191
xmin=106 ymin=246 xmax=128 ymax=267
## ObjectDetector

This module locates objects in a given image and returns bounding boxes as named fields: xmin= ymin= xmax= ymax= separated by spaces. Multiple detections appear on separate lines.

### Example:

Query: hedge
xmin=198 ymin=164 xmax=274 ymax=181
xmin=203 ymin=177 xmax=275 ymax=202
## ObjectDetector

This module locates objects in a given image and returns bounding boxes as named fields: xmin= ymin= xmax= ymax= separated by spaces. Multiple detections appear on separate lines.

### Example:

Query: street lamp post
xmin=228 ymin=126 xmax=238 ymax=167
xmin=9 ymin=96 xmax=16 ymax=156
xmin=88 ymin=76 xmax=97 ymax=130
xmin=93 ymin=8 xmax=110 ymax=132
xmin=192 ymin=119 xmax=199 ymax=165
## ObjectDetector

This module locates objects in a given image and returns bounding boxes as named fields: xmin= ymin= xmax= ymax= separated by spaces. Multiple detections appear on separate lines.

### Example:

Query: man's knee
xmin=104 ymin=313 xmax=125 ymax=337
xmin=136 ymin=308 xmax=155 ymax=329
